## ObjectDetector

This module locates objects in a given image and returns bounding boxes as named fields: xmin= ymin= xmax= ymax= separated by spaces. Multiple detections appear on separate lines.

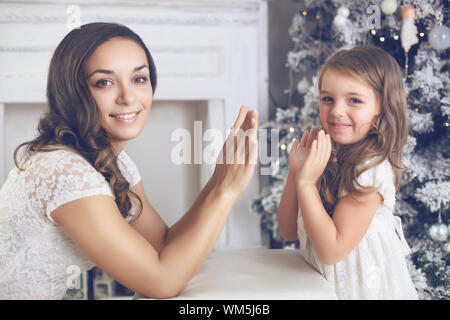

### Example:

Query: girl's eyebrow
xmin=320 ymin=90 xmax=367 ymax=98
xmin=86 ymin=64 xmax=148 ymax=79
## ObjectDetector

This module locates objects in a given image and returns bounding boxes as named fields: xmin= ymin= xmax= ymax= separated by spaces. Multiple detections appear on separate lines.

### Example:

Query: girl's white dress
xmin=297 ymin=158 xmax=419 ymax=299
xmin=0 ymin=147 xmax=141 ymax=299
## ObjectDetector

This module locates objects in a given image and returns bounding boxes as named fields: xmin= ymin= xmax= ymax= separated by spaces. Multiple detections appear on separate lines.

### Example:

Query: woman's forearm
xmin=277 ymin=169 xmax=299 ymax=240
xmin=158 ymin=181 xmax=236 ymax=294
xmin=164 ymin=176 xmax=216 ymax=245
xmin=154 ymin=105 xmax=257 ymax=295
xmin=297 ymin=183 xmax=338 ymax=264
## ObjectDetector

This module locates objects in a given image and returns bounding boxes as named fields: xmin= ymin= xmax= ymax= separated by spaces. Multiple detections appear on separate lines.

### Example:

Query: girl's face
xmin=319 ymin=68 xmax=380 ymax=147
xmin=85 ymin=37 xmax=153 ymax=154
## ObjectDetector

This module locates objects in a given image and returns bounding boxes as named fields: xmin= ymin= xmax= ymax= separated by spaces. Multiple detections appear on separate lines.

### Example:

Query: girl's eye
xmin=134 ymin=76 xmax=147 ymax=84
xmin=95 ymin=79 xmax=112 ymax=87
xmin=321 ymin=96 xmax=333 ymax=102
xmin=349 ymin=97 xmax=362 ymax=104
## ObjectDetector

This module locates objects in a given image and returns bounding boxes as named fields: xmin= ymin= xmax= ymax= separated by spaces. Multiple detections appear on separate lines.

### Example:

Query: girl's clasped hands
xmin=289 ymin=127 xmax=332 ymax=187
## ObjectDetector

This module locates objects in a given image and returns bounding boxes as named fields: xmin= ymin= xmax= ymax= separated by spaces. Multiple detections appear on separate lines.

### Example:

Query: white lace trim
xmin=118 ymin=150 xmax=142 ymax=187
xmin=0 ymin=147 xmax=143 ymax=299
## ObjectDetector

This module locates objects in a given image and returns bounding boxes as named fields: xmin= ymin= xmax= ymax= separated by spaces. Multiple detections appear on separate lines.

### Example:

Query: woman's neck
xmin=110 ymin=140 xmax=126 ymax=156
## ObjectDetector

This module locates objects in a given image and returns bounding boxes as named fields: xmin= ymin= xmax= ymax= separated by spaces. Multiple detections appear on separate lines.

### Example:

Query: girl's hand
xmin=293 ymin=129 xmax=331 ymax=187
xmin=289 ymin=127 xmax=316 ymax=174
xmin=210 ymin=105 xmax=258 ymax=199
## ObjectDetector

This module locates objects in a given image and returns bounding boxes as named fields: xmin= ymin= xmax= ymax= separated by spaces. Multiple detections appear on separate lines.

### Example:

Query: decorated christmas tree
xmin=251 ymin=0 xmax=449 ymax=299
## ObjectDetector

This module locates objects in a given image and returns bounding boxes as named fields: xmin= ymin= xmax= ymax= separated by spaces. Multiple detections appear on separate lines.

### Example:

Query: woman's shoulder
xmin=22 ymin=145 xmax=99 ymax=179
xmin=23 ymin=144 xmax=87 ymax=164
xmin=22 ymin=145 xmax=114 ymax=223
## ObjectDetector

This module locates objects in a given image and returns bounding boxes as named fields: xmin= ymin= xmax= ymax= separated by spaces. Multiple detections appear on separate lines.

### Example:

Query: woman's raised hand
xmin=211 ymin=105 xmax=258 ymax=199
xmin=290 ymin=128 xmax=331 ymax=186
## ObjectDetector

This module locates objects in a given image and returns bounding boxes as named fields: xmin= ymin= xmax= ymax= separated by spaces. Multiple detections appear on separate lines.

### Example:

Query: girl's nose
xmin=329 ymin=101 xmax=346 ymax=117
xmin=116 ymin=83 xmax=136 ymax=106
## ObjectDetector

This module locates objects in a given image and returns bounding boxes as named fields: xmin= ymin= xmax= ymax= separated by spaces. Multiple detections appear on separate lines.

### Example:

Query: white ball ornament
xmin=429 ymin=222 xmax=449 ymax=242
xmin=429 ymin=25 xmax=450 ymax=51
xmin=381 ymin=0 xmax=397 ymax=15
xmin=444 ymin=241 xmax=450 ymax=253
xmin=334 ymin=6 xmax=350 ymax=28
xmin=337 ymin=6 xmax=350 ymax=18
xmin=297 ymin=77 xmax=311 ymax=94
xmin=333 ymin=15 xmax=347 ymax=28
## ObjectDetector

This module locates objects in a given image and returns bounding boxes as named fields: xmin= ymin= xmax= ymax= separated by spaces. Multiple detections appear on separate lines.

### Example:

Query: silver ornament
xmin=381 ymin=0 xmax=397 ymax=15
xmin=297 ymin=77 xmax=311 ymax=94
xmin=429 ymin=223 xmax=449 ymax=242
xmin=429 ymin=25 xmax=450 ymax=51
xmin=333 ymin=15 xmax=347 ymax=28
xmin=337 ymin=6 xmax=350 ymax=18
xmin=444 ymin=241 xmax=450 ymax=253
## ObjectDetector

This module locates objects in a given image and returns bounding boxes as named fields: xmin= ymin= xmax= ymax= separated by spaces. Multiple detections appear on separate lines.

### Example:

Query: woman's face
xmin=85 ymin=37 xmax=153 ymax=154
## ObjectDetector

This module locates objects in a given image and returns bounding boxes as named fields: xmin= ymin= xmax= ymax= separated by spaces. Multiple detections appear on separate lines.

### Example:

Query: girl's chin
xmin=331 ymin=137 xmax=364 ymax=146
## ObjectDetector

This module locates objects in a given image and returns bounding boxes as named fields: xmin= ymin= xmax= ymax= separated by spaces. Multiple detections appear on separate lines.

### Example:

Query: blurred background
xmin=0 ymin=0 xmax=448 ymax=300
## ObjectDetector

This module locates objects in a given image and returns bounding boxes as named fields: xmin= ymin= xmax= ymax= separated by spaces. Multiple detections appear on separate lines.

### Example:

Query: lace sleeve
xmin=354 ymin=159 xmax=396 ymax=210
xmin=117 ymin=150 xmax=142 ymax=187
xmin=338 ymin=159 xmax=395 ymax=210
xmin=24 ymin=149 xmax=114 ymax=224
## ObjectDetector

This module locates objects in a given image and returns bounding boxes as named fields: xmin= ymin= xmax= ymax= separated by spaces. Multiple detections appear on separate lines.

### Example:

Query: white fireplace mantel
xmin=0 ymin=0 xmax=268 ymax=248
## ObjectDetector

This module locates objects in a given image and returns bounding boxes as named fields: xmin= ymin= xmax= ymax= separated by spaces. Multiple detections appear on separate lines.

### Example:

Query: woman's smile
xmin=110 ymin=110 xmax=141 ymax=122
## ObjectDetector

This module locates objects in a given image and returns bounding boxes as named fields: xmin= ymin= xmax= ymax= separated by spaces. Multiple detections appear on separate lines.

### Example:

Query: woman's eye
xmin=135 ymin=76 xmax=147 ymax=84
xmin=95 ymin=79 xmax=112 ymax=87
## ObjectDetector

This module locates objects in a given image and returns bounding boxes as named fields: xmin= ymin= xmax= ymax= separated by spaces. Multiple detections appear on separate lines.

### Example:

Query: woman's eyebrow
xmin=133 ymin=64 xmax=149 ymax=72
xmin=86 ymin=64 xmax=149 ymax=79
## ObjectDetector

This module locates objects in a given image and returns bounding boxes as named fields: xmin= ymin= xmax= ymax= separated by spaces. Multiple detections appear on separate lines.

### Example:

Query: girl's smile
xmin=328 ymin=122 xmax=352 ymax=131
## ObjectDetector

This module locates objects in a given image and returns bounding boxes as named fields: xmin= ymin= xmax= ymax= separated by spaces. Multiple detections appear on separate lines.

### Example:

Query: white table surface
xmin=135 ymin=248 xmax=337 ymax=300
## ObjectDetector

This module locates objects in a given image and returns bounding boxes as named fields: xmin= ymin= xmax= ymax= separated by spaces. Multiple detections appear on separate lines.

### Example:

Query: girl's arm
xmin=294 ymin=130 xmax=381 ymax=265
xmin=52 ymin=106 xmax=258 ymax=299
xmin=277 ymin=169 xmax=299 ymax=241
xmin=297 ymin=183 xmax=381 ymax=265
xmin=278 ymin=128 xmax=316 ymax=241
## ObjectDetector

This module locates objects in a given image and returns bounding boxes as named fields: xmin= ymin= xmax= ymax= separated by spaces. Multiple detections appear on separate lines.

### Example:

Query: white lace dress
xmin=297 ymin=159 xmax=418 ymax=300
xmin=0 ymin=147 xmax=141 ymax=299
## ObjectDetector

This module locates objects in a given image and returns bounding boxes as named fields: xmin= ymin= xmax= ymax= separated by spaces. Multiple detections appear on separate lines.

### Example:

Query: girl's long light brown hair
xmin=316 ymin=45 xmax=408 ymax=215
xmin=13 ymin=23 xmax=157 ymax=223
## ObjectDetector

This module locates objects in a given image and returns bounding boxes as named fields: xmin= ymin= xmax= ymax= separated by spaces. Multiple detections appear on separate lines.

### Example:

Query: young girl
xmin=278 ymin=45 xmax=418 ymax=299
xmin=0 ymin=22 xmax=258 ymax=299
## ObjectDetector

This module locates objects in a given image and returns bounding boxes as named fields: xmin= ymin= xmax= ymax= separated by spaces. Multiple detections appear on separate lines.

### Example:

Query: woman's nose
xmin=116 ymin=83 xmax=136 ymax=106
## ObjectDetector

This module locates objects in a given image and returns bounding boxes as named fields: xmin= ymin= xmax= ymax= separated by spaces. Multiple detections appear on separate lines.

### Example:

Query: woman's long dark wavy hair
xmin=316 ymin=45 xmax=408 ymax=215
xmin=13 ymin=22 xmax=157 ymax=223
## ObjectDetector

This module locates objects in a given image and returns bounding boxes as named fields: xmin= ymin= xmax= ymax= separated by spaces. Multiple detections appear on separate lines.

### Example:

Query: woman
xmin=0 ymin=22 xmax=258 ymax=299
